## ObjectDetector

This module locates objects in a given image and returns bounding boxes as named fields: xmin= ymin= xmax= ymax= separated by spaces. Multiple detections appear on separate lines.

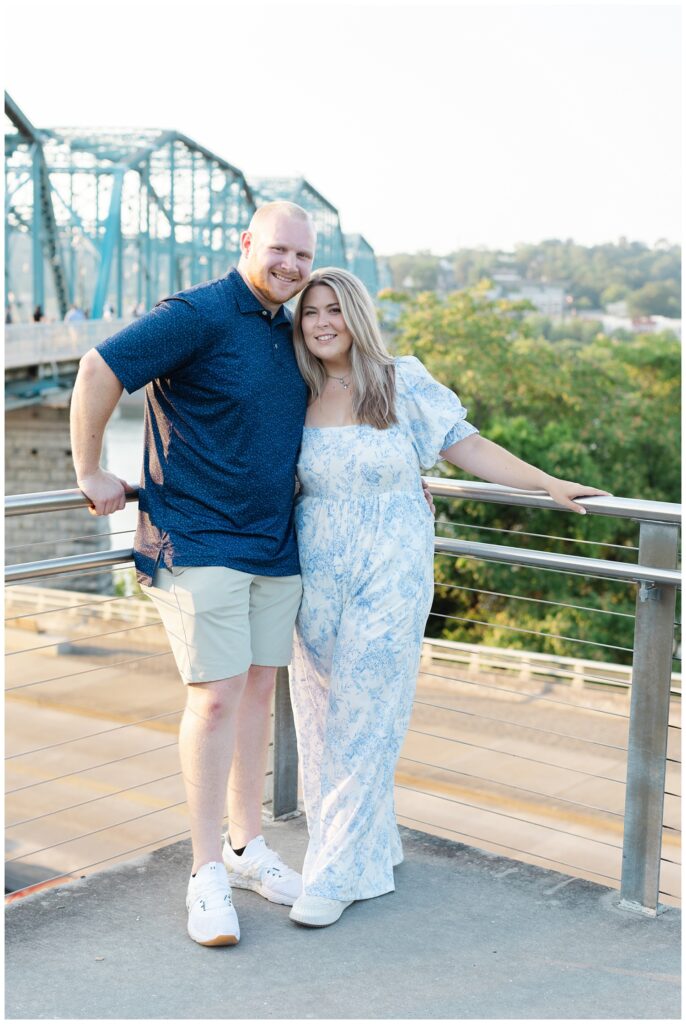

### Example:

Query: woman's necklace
xmin=326 ymin=374 xmax=350 ymax=389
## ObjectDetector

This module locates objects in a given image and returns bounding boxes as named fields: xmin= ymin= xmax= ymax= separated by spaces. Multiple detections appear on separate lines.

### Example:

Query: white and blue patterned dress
xmin=291 ymin=356 xmax=478 ymax=901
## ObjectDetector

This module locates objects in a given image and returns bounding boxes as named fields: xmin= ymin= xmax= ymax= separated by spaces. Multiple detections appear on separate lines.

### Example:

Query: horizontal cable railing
xmin=436 ymin=515 xmax=641 ymax=552
xmin=5 ymin=482 xmax=681 ymax=912
xmin=417 ymin=482 xmax=680 ymax=910
xmin=4 ymin=511 xmax=293 ymax=894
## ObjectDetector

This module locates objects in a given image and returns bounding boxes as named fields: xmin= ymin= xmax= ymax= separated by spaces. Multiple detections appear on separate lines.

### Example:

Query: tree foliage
xmin=386 ymin=239 xmax=681 ymax=317
xmin=392 ymin=287 xmax=681 ymax=665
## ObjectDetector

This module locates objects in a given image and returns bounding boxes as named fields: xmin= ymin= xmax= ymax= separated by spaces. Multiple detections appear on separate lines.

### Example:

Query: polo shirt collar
xmin=229 ymin=268 xmax=289 ymax=325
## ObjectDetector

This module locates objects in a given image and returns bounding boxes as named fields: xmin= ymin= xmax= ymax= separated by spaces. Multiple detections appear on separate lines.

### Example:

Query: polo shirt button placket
xmin=265 ymin=309 xmax=278 ymax=351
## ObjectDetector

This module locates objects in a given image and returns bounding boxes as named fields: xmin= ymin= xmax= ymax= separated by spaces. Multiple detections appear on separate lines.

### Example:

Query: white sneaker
xmin=289 ymin=894 xmax=353 ymax=927
xmin=222 ymin=834 xmax=302 ymax=906
xmin=186 ymin=861 xmax=239 ymax=946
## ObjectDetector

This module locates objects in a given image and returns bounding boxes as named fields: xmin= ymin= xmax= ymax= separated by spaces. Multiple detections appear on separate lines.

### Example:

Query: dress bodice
xmin=296 ymin=356 xmax=477 ymax=501
xmin=297 ymin=424 xmax=422 ymax=500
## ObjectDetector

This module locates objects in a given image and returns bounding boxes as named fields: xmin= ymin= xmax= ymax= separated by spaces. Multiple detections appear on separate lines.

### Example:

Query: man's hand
xmin=77 ymin=468 xmax=133 ymax=516
xmin=421 ymin=477 xmax=436 ymax=517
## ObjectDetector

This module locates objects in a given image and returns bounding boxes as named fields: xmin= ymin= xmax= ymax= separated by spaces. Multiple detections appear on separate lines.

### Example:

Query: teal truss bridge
xmin=4 ymin=92 xmax=379 ymax=322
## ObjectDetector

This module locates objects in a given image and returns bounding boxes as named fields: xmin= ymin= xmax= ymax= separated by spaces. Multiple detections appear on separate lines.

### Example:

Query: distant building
xmin=492 ymin=276 xmax=567 ymax=317
xmin=575 ymin=311 xmax=681 ymax=340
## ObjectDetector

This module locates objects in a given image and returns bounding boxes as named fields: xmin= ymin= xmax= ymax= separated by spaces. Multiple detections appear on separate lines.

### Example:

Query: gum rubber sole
xmin=190 ymin=932 xmax=239 ymax=946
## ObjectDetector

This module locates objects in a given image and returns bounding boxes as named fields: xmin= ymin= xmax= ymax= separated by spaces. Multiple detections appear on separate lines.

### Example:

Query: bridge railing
xmin=5 ymin=481 xmax=681 ymax=913
xmin=5 ymin=320 xmax=132 ymax=370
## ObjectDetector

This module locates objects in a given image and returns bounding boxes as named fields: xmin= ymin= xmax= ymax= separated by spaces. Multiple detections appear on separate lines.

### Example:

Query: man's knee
xmin=185 ymin=674 xmax=248 ymax=724
xmin=246 ymin=664 xmax=278 ymax=702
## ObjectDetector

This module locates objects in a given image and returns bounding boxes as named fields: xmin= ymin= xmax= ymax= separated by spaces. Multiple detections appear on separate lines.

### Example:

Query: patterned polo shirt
xmin=96 ymin=269 xmax=308 ymax=584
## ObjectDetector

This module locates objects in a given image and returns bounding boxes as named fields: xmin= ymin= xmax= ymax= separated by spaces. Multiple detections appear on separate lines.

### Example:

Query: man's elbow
xmin=78 ymin=347 xmax=106 ymax=379
xmin=77 ymin=349 xmax=124 ymax=394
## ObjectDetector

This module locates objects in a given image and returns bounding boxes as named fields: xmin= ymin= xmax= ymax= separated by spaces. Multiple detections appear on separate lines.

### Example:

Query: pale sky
xmin=4 ymin=0 xmax=682 ymax=255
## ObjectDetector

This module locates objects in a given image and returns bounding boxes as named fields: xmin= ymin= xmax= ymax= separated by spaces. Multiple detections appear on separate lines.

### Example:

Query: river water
xmin=103 ymin=409 xmax=145 ymax=544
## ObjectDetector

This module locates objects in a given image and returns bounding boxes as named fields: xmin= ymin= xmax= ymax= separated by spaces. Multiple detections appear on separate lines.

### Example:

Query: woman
xmin=287 ymin=267 xmax=607 ymax=928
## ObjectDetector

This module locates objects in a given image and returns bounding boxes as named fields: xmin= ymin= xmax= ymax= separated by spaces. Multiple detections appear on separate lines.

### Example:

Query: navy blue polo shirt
xmin=96 ymin=269 xmax=308 ymax=584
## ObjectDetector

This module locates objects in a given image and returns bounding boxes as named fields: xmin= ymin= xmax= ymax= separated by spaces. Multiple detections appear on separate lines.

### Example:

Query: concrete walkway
xmin=5 ymin=816 xmax=681 ymax=1019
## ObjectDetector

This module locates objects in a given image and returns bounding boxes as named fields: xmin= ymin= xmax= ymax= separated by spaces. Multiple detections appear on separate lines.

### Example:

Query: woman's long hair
xmin=293 ymin=267 xmax=397 ymax=429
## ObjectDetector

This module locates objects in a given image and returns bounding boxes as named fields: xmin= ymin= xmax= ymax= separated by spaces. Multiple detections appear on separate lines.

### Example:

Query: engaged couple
xmin=71 ymin=201 xmax=606 ymax=946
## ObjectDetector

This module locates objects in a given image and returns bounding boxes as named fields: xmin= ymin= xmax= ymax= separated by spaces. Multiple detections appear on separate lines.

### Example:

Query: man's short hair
xmin=248 ymin=201 xmax=314 ymax=234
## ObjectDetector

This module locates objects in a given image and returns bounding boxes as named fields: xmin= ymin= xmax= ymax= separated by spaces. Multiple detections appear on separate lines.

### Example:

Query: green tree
xmin=392 ymin=240 xmax=681 ymax=317
xmin=627 ymin=280 xmax=681 ymax=318
xmin=392 ymin=288 xmax=680 ymax=663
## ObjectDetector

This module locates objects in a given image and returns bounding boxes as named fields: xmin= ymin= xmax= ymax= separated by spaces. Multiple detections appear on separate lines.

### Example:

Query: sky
xmin=4 ymin=0 xmax=682 ymax=255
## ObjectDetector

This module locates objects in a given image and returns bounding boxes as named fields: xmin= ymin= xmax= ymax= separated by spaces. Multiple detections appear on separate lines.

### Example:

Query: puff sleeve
xmin=395 ymin=356 xmax=479 ymax=470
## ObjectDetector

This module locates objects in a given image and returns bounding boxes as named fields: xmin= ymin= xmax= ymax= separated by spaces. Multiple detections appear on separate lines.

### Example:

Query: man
xmin=65 ymin=303 xmax=86 ymax=322
xmin=70 ymin=201 xmax=317 ymax=946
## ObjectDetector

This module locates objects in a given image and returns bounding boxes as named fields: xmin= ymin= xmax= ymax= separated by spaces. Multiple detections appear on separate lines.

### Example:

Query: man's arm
xmin=441 ymin=433 xmax=609 ymax=514
xmin=70 ymin=348 xmax=132 ymax=516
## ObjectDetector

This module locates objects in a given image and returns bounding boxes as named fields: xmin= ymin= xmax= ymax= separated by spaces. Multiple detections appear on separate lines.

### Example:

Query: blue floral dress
xmin=291 ymin=356 xmax=478 ymax=901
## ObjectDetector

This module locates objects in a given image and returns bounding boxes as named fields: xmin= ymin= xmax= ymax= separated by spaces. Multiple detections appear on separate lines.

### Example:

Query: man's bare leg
xmin=179 ymin=672 xmax=248 ymax=874
xmin=226 ymin=664 xmax=277 ymax=849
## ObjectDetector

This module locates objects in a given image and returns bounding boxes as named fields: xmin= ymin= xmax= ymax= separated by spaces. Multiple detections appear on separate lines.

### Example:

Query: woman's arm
xmin=440 ymin=433 xmax=609 ymax=514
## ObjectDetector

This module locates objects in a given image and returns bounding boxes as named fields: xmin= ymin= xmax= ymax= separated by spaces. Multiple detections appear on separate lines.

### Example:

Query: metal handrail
xmin=5 ymin=481 xmax=682 ymax=524
xmin=435 ymin=538 xmax=681 ymax=588
xmin=5 ymin=539 xmax=681 ymax=589
xmin=429 ymin=479 xmax=681 ymax=525
xmin=5 ymin=485 xmax=682 ymax=589
xmin=5 ymin=487 xmax=140 ymax=516
xmin=5 ymin=549 xmax=134 ymax=583
xmin=4 ymin=485 xmax=681 ymax=914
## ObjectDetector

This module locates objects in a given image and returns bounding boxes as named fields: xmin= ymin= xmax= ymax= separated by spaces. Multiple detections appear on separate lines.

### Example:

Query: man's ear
xmin=240 ymin=229 xmax=252 ymax=258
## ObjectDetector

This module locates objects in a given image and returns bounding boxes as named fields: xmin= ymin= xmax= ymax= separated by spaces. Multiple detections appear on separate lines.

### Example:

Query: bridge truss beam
xmin=5 ymin=97 xmax=257 ymax=321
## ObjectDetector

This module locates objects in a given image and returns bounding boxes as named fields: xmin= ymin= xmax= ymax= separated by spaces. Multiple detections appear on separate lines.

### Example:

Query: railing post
xmin=271 ymin=665 xmax=300 ymax=819
xmin=619 ymin=521 xmax=679 ymax=915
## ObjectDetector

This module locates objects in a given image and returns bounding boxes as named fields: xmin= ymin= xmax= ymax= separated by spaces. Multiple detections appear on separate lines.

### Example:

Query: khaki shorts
xmin=147 ymin=566 xmax=302 ymax=684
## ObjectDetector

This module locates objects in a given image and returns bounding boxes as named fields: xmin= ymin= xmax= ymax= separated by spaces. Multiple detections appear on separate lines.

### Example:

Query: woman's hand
xmin=543 ymin=477 xmax=611 ymax=515
xmin=421 ymin=477 xmax=436 ymax=517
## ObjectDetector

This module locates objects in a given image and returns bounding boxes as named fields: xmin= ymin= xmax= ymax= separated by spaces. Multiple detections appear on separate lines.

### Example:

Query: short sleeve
xmin=96 ymin=296 xmax=210 ymax=394
xmin=395 ymin=356 xmax=479 ymax=470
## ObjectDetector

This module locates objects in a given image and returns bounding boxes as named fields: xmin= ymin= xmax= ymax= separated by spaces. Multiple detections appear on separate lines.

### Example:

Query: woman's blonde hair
xmin=293 ymin=267 xmax=397 ymax=429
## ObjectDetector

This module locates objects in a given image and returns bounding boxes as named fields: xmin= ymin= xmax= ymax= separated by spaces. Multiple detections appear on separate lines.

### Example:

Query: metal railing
xmin=5 ymin=481 xmax=681 ymax=913
xmin=5 ymin=320 xmax=132 ymax=370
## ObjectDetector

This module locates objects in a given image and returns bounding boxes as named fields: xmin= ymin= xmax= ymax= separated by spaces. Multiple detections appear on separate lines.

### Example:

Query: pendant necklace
xmin=327 ymin=374 xmax=350 ymax=389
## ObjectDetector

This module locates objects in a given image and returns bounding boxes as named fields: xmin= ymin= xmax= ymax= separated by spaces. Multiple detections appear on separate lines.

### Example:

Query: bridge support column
xmin=5 ymin=403 xmax=111 ymax=593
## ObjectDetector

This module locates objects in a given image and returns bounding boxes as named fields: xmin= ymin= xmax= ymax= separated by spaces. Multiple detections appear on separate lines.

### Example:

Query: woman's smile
xmin=300 ymin=284 xmax=354 ymax=366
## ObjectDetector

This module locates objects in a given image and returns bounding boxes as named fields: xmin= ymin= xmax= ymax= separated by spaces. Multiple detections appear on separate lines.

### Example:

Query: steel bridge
xmin=4 ymin=93 xmax=378 ymax=324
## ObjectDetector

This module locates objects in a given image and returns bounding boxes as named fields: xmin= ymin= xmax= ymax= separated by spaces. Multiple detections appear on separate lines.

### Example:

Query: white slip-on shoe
xmin=289 ymin=894 xmax=353 ymax=927
xmin=222 ymin=834 xmax=302 ymax=906
xmin=186 ymin=861 xmax=240 ymax=946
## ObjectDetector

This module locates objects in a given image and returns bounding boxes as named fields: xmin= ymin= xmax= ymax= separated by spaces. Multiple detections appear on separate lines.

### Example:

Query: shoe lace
xmin=199 ymin=891 xmax=232 ymax=913
xmin=248 ymin=845 xmax=295 ymax=881
xmin=193 ymin=880 xmax=233 ymax=913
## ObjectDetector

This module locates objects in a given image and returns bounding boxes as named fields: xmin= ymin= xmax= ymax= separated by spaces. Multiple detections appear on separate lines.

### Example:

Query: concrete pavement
xmin=5 ymin=816 xmax=681 ymax=1019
